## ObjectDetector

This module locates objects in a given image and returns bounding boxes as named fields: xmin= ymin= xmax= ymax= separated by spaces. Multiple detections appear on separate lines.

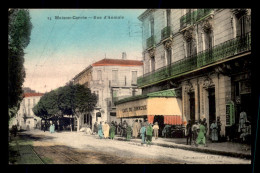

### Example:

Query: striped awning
xmin=147 ymin=115 xmax=182 ymax=125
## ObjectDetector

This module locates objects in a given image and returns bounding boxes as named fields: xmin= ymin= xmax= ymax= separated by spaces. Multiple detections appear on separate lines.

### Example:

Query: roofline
xmin=72 ymin=65 xmax=92 ymax=80
xmin=138 ymin=9 xmax=155 ymax=21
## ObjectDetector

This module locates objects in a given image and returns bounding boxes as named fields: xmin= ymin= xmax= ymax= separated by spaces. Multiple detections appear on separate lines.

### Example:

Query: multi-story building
xmin=15 ymin=93 xmax=44 ymax=130
xmin=115 ymin=9 xmax=251 ymax=138
xmin=72 ymin=53 xmax=143 ymax=129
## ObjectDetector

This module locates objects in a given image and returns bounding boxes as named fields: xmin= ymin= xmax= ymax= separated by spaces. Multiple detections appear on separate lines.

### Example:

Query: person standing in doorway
xmin=146 ymin=123 xmax=153 ymax=147
xmin=217 ymin=116 xmax=222 ymax=141
xmin=98 ymin=122 xmax=104 ymax=139
xmin=210 ymin=120 xmax=218 ymax=142
xmin=153 ymin=122 xmax=159 ymax=140
xmin=186 ymin=120 xmax=192 ymax=145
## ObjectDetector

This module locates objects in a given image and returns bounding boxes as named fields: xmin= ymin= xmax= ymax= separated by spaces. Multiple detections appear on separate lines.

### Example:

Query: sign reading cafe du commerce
xmin=117 ymin=98 xmax=148 ymax=118
xmin=122 ymin=105 xmax=147 ymax=113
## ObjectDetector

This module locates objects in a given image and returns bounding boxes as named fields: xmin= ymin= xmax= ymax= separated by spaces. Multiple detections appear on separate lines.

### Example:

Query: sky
xmin=23 ymin=9 xmax=145 ymax=93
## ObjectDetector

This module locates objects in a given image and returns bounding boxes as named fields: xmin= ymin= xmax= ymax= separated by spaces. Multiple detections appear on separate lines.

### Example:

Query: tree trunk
xmin=77 ymin=116 xmax=80 ymax=132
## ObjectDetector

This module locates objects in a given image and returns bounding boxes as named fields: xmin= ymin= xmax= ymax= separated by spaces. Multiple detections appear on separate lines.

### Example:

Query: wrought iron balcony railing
xmin=138 ymin=32 xmax=251 ymax=87
xmin=180 ymin=9 xmax=213 ymax=29
xmin=146 ymin=35 xmax=155 ymax=49
xmin=161 ymin=26 xmax=172 ymax=40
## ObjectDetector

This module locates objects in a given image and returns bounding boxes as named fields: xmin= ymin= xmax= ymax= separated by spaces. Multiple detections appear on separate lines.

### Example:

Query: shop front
xmin=115 ymin=89 xmax=184 ymax=137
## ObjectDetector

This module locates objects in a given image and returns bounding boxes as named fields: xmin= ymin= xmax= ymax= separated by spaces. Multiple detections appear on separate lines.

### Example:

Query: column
xmin=192 ymin=80 xmax=200 ymax=121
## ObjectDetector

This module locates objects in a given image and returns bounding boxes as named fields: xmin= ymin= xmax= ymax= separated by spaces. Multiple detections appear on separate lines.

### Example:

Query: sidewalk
xmin=113 ymin=135 xmax=251 ymax=159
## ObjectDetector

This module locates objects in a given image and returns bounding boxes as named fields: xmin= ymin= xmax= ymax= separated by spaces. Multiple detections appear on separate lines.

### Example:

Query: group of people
xmin=92 ymin=119 xmax=160 ymax=147
xmin=185 ymin=117 xmax=222 ymax=147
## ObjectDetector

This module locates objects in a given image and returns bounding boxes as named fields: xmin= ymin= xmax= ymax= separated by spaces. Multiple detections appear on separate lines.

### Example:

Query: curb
xmin=114 ymin=136 xmax=251 ymax=160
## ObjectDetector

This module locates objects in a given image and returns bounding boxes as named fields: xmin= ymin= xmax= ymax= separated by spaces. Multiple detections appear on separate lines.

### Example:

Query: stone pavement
xmin=113 ymin=135 xmax=252 ymax=159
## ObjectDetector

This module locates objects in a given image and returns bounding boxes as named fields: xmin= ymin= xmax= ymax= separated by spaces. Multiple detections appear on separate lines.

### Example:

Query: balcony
xmin=138 ymin=32 xmax=251 ymax=88
xmin=146 ymin=35 xmax=155 ymax=49
xmin=180 ymin=9 xmax=213 ymax=29
xmin=161 ymin=26 xmax=172 ymax=41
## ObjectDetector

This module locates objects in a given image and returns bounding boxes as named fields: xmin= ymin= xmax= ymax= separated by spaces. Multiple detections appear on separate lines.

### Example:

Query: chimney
xmin=122 ymin=52 xmax=127 ymax=60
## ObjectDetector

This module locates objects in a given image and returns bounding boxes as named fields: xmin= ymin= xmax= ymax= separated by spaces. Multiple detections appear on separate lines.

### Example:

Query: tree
xmin=72 ymin=84 xmax=97 ymax=132
xmin=8 ymin=9 xmax=32 ymax=122
xmin=33 ymin=84 xmax=97 ymax=132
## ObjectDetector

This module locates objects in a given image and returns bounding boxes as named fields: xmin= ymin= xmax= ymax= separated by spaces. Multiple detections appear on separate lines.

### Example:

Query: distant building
xmin=72 ymin=53 xmax=143 ymax=129
xmin=15 ymin=93 xmax=44 ymax=130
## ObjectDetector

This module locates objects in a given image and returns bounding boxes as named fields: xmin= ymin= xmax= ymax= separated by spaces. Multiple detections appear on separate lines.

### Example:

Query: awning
xmin=116 ymin=89 xmax=183 ymax=125
xmin=147 ymin=115 xmax=183 ymax=125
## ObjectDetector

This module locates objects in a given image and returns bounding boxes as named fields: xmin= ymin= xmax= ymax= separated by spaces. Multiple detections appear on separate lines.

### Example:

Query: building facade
xmin=15 ymin=93 xmax=44 ymax=130
xmin=73 ymin=55 xmax=143 ymax=129
xmin=116 ymin=9 xmax=251 ymax=138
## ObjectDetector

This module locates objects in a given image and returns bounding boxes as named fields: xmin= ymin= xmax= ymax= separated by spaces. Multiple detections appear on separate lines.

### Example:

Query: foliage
xmin=8 ymin=9 xmax=32 ymax=121
xmin=33 ymin=84 xmax=97 ymax=131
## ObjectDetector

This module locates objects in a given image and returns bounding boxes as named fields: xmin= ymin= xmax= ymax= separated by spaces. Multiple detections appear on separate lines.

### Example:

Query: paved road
xmin=19 ymin=130 xmax=251 ymax=164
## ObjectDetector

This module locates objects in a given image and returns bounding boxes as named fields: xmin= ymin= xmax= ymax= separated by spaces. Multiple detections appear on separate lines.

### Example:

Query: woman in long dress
xmin=210 ymin=120 xmax=218 ymax=142
xmin=103 ymin=122 xmax=110 ymax=139
xmin=196 ymin=122 xmax=207 ymax=147
xmin=98 ymin=122 xmax=104 ymax=139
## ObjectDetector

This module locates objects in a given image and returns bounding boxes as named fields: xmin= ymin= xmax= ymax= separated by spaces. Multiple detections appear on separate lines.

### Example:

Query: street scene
xmin=9 ymin=129 xmax=250 ymax=164
xmin=8 ymin=9 xmax=253 ymax=165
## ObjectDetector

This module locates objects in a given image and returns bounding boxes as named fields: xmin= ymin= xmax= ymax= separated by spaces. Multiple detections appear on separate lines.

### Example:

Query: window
xmin=97 ymin=70 xmax=102 ymax=80
xmin=28 ymin=99 xmax=30 ymax=106
xmin=186 ymin=39 xmax=196 ymax=57
xmin=204 ymin=31 xmax=213 ymax=50
xmin=131 ymin=71 xmax=137 ymax=85
xmin=150 ymin=18 xmax=154 ymax=36
xmin=112 ymin=70 xmax=118 ymax=84
xmin=33 ymin=99 xmax=36 ymax=107
xmin=151 ymin=57 xmax=155 ymax=72
xmin=28 ymin=107 xmax=30 ymax=116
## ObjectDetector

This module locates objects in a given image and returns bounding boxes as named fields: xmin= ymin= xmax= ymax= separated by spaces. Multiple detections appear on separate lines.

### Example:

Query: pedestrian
xmin=94 ymin=122 xmax=98 ymax=135
xmin=146 ymin=123 xmax=153 ymax=146
xmin=216 ymin=116 xmax=222 ymax=140
xmin=196 ymin=120 xmax=207 ymax=147
xmin=137 ymin=120 xmax=142 ymax=137
xmin=126 ymin=124 xmax=132 ymax=141
xmin=98 ymin=122 xmax=104 ymax=139
xmin=140 ymin=123 xmax=146 ymax=145
xmin=185 ymin=120 xmax=192 ymax=145
xmin=50 ymin=122 xmax=54 ymax=133
xmin=162 ymin=124 xmax=171 ymax=138
xmin=202 ymin=118 xmax=208 ymax=134
xmin=192 ymin=120 xmax=199 ymax=145
xmin=114 ymin=121 xmax=118 ymax=135
xmin=153 ymin=122 xmax=159 ymax=140
xmin=122 ymin=121 xmax=127 ymax=137
xmin=210 ymin=120 xmax=218 ymax=142
xmin=109 ymin=123 xmax=116 ymax=140
xmin=103 ymin=122 xmax=110 ymax=139
xmin=238 ymin=109 xmax=247 ymax=133
xmin=132 ymin=119 xmax=139 ymax=138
